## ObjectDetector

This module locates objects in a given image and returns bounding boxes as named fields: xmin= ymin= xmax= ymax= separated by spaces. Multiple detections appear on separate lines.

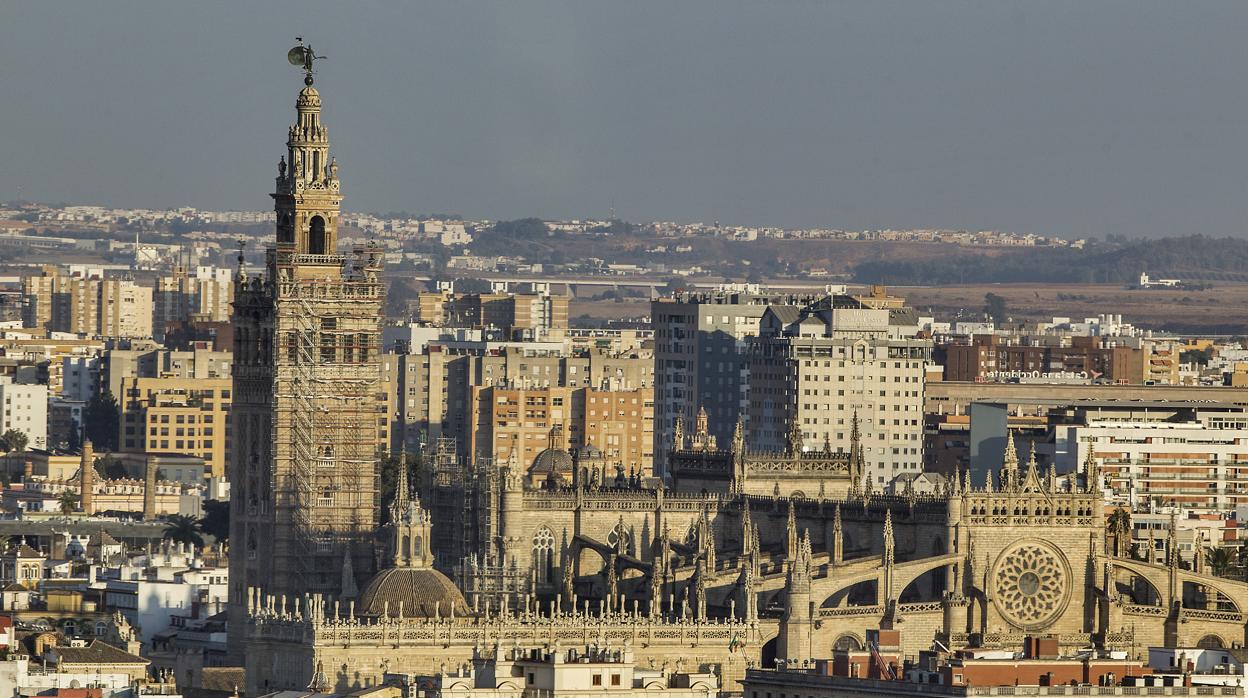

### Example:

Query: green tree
xmin=95 ymin=455 xmax=128 ymax=480
xmin=162 ymin=514 xmax=205 ymax=549
xmin=83 ymin=390 xmax=120 ymax=451
xmin=1208 ymin=547 xmax=1234 ymax=577
xmin=983 ymin=293 xmax=1009 ymax=323
xmin=200 ymin=499 xmax=230 ymax=543
xmin=58 ymin=490 xmax=80 ymax=515
xmin=491 ymin=217 xmax=549 ymax=242
xmin=1179 ymin=347 xmax=1214 ymax=367
xmin=1106 ymin=507 xmax=1132 ymax=556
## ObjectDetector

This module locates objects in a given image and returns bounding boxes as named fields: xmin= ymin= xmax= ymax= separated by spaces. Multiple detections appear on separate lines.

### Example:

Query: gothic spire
xmin=1001 ymin=430 xmax=1019 ymax=490
xmin=832 ymin=504 xmax=844 ymax=564
xmin=848 ymin=411 xmax=865 ymax=492
xmin=391 ymin=441 xmax=410 ymax=519
xmin=786 ymin=499 xmax=798 ymax=561
xmin=1166 ymin=511 xmax=1179 ymax=569
xmin=883 ymin=509 xmax=895 ymax=567
xmin=1083 ymin=446 xmax=1100 ymax=493
xmin=1021 ymin=443 xmax=1041 ymax=492
xmin=787 ymin=413 xmax=804 ymax=456
xmin=740 ymin=500 xmax=753 ymax=555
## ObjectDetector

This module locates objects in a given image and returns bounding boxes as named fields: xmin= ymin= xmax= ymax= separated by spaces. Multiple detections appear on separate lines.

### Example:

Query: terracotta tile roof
xmin=10 ymin=544 xmax=44 ymax=559
xmin=200 ymin=667 xmax=246 ymax=693
xmin=50 ymin=640 xmax=149 ymax=666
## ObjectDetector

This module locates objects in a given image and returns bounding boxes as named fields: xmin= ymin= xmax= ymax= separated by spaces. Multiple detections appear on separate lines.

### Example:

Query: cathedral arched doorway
xmin=309 ymin=215 xmax=327 ymax=254
xmin=760 ymin=637 xmax=778 ymax=668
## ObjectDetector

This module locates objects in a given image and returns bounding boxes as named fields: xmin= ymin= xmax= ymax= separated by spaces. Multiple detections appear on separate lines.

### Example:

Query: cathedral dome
xmin=530 ymin=448 xmax=573 ymax=478
xmin=296 ymin=86 xmax=321 ymax=109
xmin=357 ymin=567 xmax=471 ymax=618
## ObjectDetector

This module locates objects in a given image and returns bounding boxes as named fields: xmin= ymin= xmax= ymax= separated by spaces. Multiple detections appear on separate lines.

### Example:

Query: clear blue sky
xmin=3 ymin=1 xmax=1246 ymax=238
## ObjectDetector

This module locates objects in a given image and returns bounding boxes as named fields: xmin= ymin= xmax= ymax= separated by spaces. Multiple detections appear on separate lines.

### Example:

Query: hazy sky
xmin=3 ymin=1 xmax=1246 ymax=238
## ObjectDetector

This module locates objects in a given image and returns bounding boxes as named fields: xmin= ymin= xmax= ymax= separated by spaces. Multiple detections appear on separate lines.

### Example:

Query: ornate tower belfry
xmin=274 ymin=38 xmax=341 ymax=262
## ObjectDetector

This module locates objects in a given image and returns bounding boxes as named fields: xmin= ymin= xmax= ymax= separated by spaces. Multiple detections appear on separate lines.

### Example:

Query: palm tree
xmin=1208 ymin=547 xmax=1234 ymax=578
xmin=58 ymin=491 xmax=80 ymax=515
xmin=1 ymin=429 xmax=28 ymax=481
xmin=1106 ymin=507 xmax=1132 ymax=557
xmin=162 ymin=514 xmax=205 ymax=549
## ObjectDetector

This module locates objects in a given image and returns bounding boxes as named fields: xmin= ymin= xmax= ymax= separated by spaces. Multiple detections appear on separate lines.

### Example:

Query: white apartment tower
xmin=0 ymin=379 xmax=49 ymax=451
xmin=745 ymin=294 xmax=930 ymax=487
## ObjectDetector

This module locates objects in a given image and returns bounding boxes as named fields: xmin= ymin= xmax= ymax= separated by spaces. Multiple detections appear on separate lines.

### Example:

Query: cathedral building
xmin=228 ymin=64 xmax=386 ymax=661
xmin=237 ymin=64 xmax=1248 ymax=697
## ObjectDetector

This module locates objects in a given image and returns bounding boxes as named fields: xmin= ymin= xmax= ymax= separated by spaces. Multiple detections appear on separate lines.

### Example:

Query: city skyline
xmin=4 ymin=1 xmax=1248 ymax=239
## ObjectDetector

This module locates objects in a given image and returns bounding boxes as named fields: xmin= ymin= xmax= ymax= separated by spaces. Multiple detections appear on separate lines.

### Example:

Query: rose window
xmin=991 ymin=540 xmax=1071 ymax=630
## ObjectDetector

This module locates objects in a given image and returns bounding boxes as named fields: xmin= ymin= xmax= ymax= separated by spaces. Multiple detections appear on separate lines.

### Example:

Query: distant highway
xmin=402 ymin=274 xmax=844 ymax=294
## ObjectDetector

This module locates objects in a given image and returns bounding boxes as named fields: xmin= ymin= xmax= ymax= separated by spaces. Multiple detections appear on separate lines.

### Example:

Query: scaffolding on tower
xmin=274 ymin=246 xmax=385 ymax=594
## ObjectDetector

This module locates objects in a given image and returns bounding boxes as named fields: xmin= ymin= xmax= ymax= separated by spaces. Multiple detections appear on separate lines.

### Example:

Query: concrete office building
xmin=99 ymin=348 xmax=233 ymax=401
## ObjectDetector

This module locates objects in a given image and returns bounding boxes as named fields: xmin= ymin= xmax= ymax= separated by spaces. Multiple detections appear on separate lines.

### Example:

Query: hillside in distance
xmin=851 ymin=235 xmax=1248 ymax=285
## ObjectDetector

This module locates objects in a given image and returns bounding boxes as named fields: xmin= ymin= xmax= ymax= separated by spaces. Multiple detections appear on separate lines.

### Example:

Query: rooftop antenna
xmin=287 ymin=37 xmax=326 ymax=86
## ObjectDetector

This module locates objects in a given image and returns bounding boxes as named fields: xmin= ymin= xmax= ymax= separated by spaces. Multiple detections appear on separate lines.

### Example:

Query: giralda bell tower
xmin=228 ymin=42 xmax=384 ymax=660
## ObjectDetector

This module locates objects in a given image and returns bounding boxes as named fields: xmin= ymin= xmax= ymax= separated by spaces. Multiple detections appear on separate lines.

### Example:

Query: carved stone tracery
xmin=991 ymin=540 xmax=1071 ymax=631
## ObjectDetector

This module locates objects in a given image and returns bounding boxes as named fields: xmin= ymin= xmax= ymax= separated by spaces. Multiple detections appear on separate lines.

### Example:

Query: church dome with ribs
xmin=356 ymin=567 xmax=471 ymax=618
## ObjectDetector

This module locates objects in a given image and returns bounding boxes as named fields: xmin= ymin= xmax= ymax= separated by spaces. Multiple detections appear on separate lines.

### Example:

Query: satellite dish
xmin=287 ymin=46 xmax=307 ymax=67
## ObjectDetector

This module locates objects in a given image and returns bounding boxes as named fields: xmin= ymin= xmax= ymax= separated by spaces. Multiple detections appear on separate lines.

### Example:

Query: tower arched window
xmin=532 ymin=527 xmax=555 ymax=584
xmin=309 ymin=216 xmax=327 ymax=255
xmin=278 ymin=213 xmax=293 ymax=244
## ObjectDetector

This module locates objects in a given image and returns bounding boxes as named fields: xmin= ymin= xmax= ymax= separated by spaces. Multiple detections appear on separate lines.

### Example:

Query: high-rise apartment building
xmin=1048 ymin=402 xmax=1248 ymax=512
xmin=383 ymin=345 xmax=653 ymax=457
xmin=118 ymin=376 xmax=232 ymax=478
xmin=153 ymin=266 xmax=234 ymax=340
xmin=227 ymin=74 xmax=386 ymax=660
xmin=21 ymin=267 xmax=153 ymax=339
xmin=651 ymin=285 xmax=824 ymax=473
xmin=745 ymin=292 xmax=930 ymax=487
xmin=98 ymin=348 xmax=233 ymax=401
xmin=469 ymin=385 xmax=653 ymax=472
xmin=413 ymin=289 xmax=569 ymax=340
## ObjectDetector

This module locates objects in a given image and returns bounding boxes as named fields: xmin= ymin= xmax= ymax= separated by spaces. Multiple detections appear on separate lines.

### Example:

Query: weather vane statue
xmin=287 ymin=37 xmax=326 ymax=86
